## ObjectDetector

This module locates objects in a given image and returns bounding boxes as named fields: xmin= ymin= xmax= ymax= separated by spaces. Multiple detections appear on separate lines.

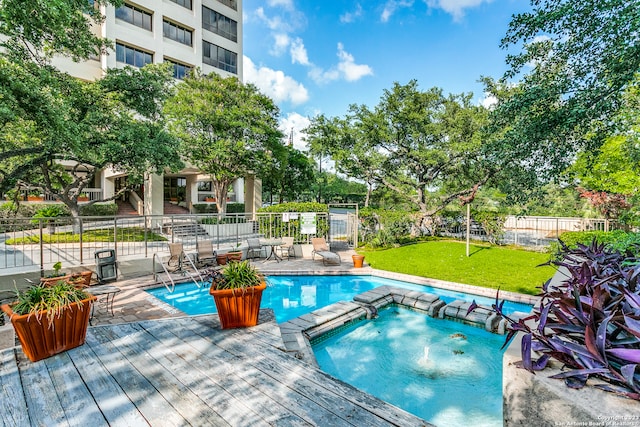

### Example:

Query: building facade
xmin=49 ymin=0 xmax=261 ymax=215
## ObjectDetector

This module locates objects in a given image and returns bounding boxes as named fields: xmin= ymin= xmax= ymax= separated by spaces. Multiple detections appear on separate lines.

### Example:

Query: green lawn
xmin=361 ymin=240 xmax=554 ymax=295
xmin=6 ymin=227 xmax=167 ymax=245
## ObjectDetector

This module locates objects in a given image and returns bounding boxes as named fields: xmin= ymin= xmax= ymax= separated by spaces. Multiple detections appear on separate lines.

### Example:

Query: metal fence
xmin=441 ymin=215 xmax=621 ymax=248
xmin=0 ymin=212 xmax=335 ymax=273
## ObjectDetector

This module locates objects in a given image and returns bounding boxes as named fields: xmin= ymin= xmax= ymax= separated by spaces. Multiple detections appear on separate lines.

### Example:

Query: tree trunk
xmin=213 ymin=180 xmax=231 ymax=213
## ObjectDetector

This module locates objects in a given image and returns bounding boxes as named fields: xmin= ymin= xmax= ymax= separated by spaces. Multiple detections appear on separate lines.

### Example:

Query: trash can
xmin=95 ymin=249 xmax=117 ymax=284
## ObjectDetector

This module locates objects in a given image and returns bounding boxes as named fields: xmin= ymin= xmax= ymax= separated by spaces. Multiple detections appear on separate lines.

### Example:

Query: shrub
xmin=360 ymin=208 xmax=415 ymax=248
xmin=226 ymin=203 xmax=245 ymax=213
xmin=81 ymin=203 xmax=117 ymax=216
xmin=472 ymin=239 xmax=640 ymax=400
xmin=258 ymin=202 xmax=328 ymax=213
xmin=550 ymin=230 xmax=640 ymax=257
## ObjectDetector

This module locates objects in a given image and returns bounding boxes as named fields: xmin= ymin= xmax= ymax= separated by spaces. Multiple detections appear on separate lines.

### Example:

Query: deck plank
xmin=85 ymin=328 xmax=186 ymax=426
xmin=66 ymin=342 xmax=150 ymax=426
xmin=44 ymin=352 xmax=109 ymax=427
xmin=162 ymin=317 xmax=371 ymax=426
xmin=0 ymin=349 xmax=29 ymax=427
xmin=18 ymin=353 xmax=69 ymax=427
xmin=139 ymin=319 xmax=313 ymax=427
xmin=97 ymin=322 xmax=238 ymax=427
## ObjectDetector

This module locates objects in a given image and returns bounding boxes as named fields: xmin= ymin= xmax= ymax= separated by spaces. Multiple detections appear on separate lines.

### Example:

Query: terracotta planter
xmin=77 ymin=196 xmax=89 ymax=202
xmin=216 ymin=254 xmax=228 ymax=265
xmin=227 ymin=251 xmax=243 ymax=262
xmin=1 ymin=295 xmax=96 ymax=362
xmin=209 ymin=281 xmax=266 ymax=329
xmin=40 ymin=271 xmax=92 ymax=288
xmin=27 ymin=195 xmax=43 ymax=202
xmin=352 ymin=254 xmax=365 ymax=268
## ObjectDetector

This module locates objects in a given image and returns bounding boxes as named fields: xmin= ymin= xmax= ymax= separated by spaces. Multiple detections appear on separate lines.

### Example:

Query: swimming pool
xmin=146 ymin=274 xmax=531 ymax=323
xmin=312 ymin=305 xmax=505 ymax=427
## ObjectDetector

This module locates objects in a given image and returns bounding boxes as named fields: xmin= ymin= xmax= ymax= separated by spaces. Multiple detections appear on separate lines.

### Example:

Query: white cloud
xmin=425 ymin=0 xmax=493 ymax=21
xmin=336 ymin=43 xmax=374 ymax=81
xmin=271 ymin=33 xmax=290 ymax=56
xmin=279 ymin=113 xmax=311 ymax=151
xmin=255 ymin=7 xmax=286 ymax=31
xmin=479 ymin=94 xmax=498 ymax=109
xmin=268 ymin=0 xmax=294 ymax=9
xmin=340 ymin=4 xmax=363 ymax=23
xmin=243 ymin=56 xmax=310 ymax=106
xmin=381 ymin=0 xmax=414 ymax=23
xmin=308 ymin=43 xmax=373 ymax=84
xmin=290 ymin=38 xmax=310 ymax=65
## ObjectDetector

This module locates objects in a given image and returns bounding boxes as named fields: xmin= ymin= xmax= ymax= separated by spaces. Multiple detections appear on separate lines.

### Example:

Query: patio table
xmin=260 ymin=238 xmax=284 ymax=263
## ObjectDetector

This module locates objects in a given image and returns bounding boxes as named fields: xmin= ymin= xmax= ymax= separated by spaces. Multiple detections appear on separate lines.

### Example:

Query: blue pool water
xmin=146 ymin=275 xmax=531 ymax=323
xmin=313 ymin=305 xmax=505 ymax=427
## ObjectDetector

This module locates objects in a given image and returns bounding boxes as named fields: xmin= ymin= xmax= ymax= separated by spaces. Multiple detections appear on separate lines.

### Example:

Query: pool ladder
xmin=152 ymin=252 xmax=206 ymax=293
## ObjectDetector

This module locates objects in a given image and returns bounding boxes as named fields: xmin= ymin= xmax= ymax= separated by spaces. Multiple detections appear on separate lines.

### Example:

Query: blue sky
xmin=242 ymin=0 xmax=531 ymax=149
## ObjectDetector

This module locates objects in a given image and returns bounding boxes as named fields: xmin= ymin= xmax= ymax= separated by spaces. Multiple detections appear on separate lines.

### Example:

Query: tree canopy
xmin=486 ymin=0 xmax=640 ymax=188
xmin=306 ymin=80 xmax=490 ymax=224
xmin=0 ymin=0 xmax=183 ymax=217
xmin=165 ymin=72 xmax=283 ymax=213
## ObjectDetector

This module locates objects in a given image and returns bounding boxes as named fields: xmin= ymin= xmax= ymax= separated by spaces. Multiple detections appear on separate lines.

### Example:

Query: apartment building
xmin=50 ymin=0 xmax=261 ymax=216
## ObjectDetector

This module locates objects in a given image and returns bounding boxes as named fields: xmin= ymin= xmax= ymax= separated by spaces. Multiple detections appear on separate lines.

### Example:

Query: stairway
xmin=163 ymin=201 xmax=190 ymax=215
xmin=116 ymin=200 xmax=139 ymax=216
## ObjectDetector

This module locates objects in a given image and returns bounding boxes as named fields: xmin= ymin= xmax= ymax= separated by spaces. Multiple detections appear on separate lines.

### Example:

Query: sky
xmin=241 ymin=0 xmax=532 ymax=150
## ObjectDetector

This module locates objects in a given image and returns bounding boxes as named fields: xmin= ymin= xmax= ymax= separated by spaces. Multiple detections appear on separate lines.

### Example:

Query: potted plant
xmin=77 ymin=193 xmax=89 ymax=202
xmin=208 ymin=260 xmax=266 ymax=329
xmin=40 ymin=262 xmax=93 ymax=288
xmin=26 ymin=190 xmax=43 ymax=202
xmin=227 ymin=243 xmax=243 ymax=262
xmin=1 ymin=282 xmax=96 ymax=362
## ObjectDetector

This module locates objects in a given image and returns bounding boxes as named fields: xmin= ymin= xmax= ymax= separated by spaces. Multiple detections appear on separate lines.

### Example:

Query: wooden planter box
xmin=209 ymin=282 xmax=266 ymax=329
xmin=1 ymin=295 xmax=96 ymax=362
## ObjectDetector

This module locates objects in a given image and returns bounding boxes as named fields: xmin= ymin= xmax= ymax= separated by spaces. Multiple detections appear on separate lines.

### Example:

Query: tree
xmin=307 ymin=80 xmax=491 ymax=227
xmin=262 ymin=145 xmax=315 ymax=204
xmin=0 ymin=0 xmax=183 ymax=218
xmin=0 ymin=61 xmax=183 ymax=218
xmin=165 ymin=72 xmax=283 ymax=213
xmin=487 ymin=0 xmax=640 ymax=186
xmin=306 ymin=112 xmax=383 ymax=207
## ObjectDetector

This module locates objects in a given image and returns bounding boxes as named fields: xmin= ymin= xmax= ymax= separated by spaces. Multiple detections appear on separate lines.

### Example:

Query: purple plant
xmin=470 ymin=239 xmax=640 ymax=400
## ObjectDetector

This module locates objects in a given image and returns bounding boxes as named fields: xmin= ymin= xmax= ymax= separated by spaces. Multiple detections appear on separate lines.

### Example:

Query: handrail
xmin=153 ymin=253 xmax=176 ymax=293
xmin=181 ymin=252 xmax=205 ymax=287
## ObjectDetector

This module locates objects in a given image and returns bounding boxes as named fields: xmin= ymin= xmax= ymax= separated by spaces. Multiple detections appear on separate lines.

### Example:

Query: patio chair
xmin=246 ymin=238 xmax=263 ymax=260
xmin=276 ymin=236 xmax=295 ymax=260
xmin=167 ymin=242 xmax=187 ymax=272
xmin=311 ymin=237 xmax=340 ymax=266
xmin=196 ymin=240 xmax=216 ymax=267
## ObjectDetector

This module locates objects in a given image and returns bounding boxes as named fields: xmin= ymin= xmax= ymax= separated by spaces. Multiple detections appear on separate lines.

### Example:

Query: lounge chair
xmin=311 ymin=237 xmax=340 ymax=266
xmin=196 ymin=240 xmax=216 ymax=267
xmin=167 ymin=242 xmax=187 ymax=272
xmin=246 ymin=238 xmax=263 ymax=260
xmin=276 ymin=236 xmax=295 ymax=260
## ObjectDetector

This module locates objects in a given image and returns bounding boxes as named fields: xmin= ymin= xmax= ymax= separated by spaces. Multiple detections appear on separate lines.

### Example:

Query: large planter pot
xmin=1 ymin=295 xmax=97 ymax=362
xmin=216 ymin=254 xmax=228 ymax=265
xmin=209 ymin=281 xmax=266 ymax=329
xmin=352 ymin=254 xmax=365 ymax=268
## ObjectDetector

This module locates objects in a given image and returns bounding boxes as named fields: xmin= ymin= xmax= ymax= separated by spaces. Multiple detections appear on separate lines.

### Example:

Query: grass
xmin=361 ymin=240 xmax=555 ymax=295
xmin=6 ymin=227 xmax=167 ymax=244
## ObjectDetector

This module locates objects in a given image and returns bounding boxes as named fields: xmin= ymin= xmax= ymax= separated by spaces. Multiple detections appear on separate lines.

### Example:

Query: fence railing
xmin=441 ymin=215 xmax=621 ymax=248
xmin=0 ymin=212 xmax=333 ymax=273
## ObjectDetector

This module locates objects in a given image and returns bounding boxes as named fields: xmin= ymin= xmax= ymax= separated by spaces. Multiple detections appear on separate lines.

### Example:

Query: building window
xmin=215 ymin=0 xmax=237 ymax=11
xmin=202 ymin=41 xmax=237 ymax=74
xmin=169 ymin=0 xmax=192 ymax=9
xmin=202 ymin=6 xmax=238 ymax=42
xmin=163 ymin=20 xmax=193 ymax=46
xmin=115 ymin=3 xmax=152 ymax=31
xmin=165 ymin=59 xmax=192 ymax=80
xmin=116 ymin=43 xmax=153 ymax=68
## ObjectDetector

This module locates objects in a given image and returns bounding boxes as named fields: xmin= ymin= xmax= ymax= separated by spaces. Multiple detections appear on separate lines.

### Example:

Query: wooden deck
xmin=0 ymin=311 xmax=430 ymax=426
